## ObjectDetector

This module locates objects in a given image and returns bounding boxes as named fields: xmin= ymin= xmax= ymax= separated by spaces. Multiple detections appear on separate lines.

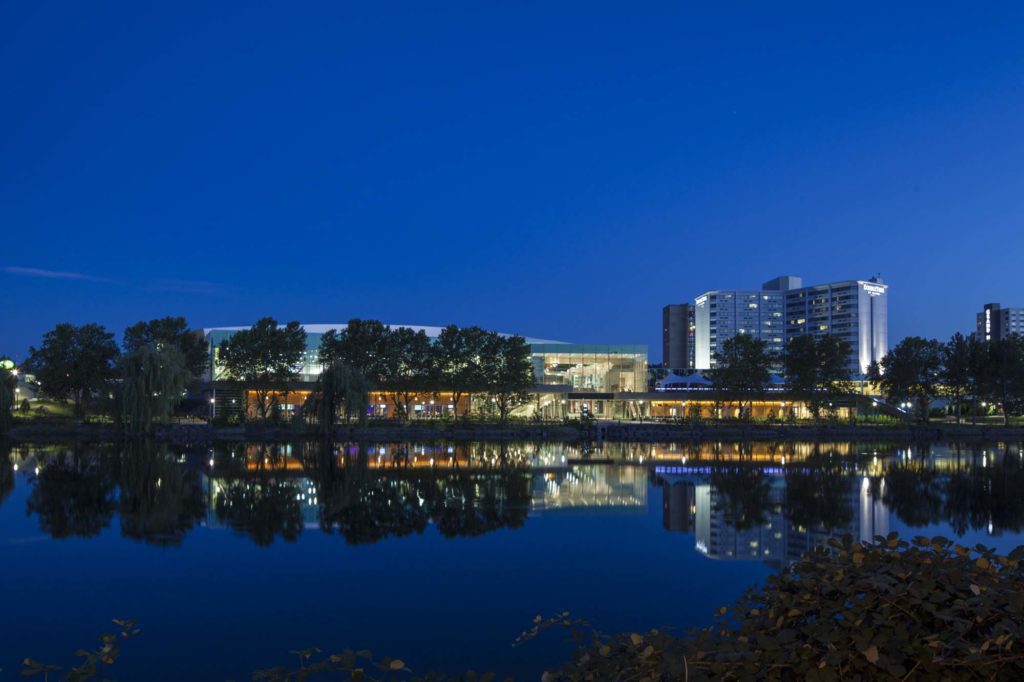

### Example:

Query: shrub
xmin=530 ymin=534 xmax=1024 ymax=680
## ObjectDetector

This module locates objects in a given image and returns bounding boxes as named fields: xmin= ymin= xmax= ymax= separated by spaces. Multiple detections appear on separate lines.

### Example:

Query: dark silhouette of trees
xmin=780 ymin=335 xmax=853 ymax=422
xmin=122 ymin=316 xmax=208 ymax=378
xmin=940 ymin=333 xmax=980 ymax=424
xmin=433 ymin=325 xmax=489 ymax=417
xmin=116 ymin=442 xmax=205 ymax=546
xmin=212 ymin=472 xmax=304 ymax=547
xmin=709 ymin=335 xmax=773 ymax=419
xmin=217 ymin=318 xmax=307 ymax=422
xmin=318 ymin=319 xmax=393 ymax=386
xmin=480 ymin=334 xmax=535 ymax=423
xmin=711 ymin=463 xmax=774 ymax=531
xmin=0 ymin=445 xmax=14 ymax=509
xmin=784 ymin=451 xmax=854 ymax=531
xmin=308 ymin=362 xmax=370 ymax=432
xmin=979 ymin=335 xmax=1024 ymax=426
xmin=26 ymin=451 xmax=117 ymax=538
xmin=0 ymin=366 xmax=14 ymax=434
xmin=119 ymin=345 xmax=191 ymax=435
xmin=25 ymin=323 xmax=120 ymax=417
xmin=868 ymin=337 xmax=943 ymax=422
xmin=882 ymin=462 xmax=944 ymax=527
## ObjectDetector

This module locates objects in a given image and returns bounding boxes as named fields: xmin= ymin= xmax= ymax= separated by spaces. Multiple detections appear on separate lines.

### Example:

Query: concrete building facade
xmin=662 ymin=303 xmax=694 ymax=370
xmin=692 ymin=275 xmax=888 ymax=376
xmin=977 ymin=303 xmax=1024 ymax=341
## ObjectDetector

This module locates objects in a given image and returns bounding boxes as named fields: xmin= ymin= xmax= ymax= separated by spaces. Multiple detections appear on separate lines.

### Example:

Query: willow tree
xmin=309 ymin=361 xmax=370 ymax=433
xmin=120 ymin=345 xmax=191 ymax=435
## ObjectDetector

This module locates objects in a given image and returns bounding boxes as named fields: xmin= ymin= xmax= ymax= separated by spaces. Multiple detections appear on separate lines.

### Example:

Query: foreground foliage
xmin=529 ymin=534 xmax=1024 ymax=681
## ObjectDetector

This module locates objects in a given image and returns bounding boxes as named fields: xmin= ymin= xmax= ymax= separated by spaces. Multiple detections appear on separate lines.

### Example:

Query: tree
xmin=0 ymin=366 xmax=15 ymax=435
xmin=868 ymin=336 xmax=943 ymax=423
xmin=119 ymin=345 xmax=192 ymax=435
xmin=979 ymin=333 xmax=1024 ymax=426
xmin=25 ymin=323 xmax=120 ymax=418
xmin=318 ymin=319 xmax=393 ymax=386
xmin=940 ymin=332 xmax=978 ymax=424
xmin=217 ymin=318 xmax=307 ymax=422
xmin=309 ymin=361 xmax=370 ymax=432
xmin=123 ymin=316 xmax=208 ymax=378
xmin=780 ymin=335 xmax=853 ymax=422
xmin=432 ymin=325 xmax=489 ymax=417
xmin=480 ymin=333 xmax=534 ymax=423
xmin=380 ymin=327 xmax=433 ymax=420
xmin=709 ymin=335 xmax=773 ymax=419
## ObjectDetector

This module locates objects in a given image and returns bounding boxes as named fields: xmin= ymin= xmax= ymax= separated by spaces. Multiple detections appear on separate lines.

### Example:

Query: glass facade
xmin=529 ymin=344 xmax=648 ymax=393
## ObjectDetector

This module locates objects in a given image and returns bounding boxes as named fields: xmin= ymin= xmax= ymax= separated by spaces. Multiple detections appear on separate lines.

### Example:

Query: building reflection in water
xmin=3 ymin=441 xmax=1023 ymax=558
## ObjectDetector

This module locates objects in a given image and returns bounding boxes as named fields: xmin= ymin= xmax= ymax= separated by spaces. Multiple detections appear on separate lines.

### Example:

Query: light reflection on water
xmin=1 ymin=439 xmax=1023 ymax=679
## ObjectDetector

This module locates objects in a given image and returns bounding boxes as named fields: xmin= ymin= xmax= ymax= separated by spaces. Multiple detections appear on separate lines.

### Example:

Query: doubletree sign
xmin=0 ymin=359 xmax=15 ymax=371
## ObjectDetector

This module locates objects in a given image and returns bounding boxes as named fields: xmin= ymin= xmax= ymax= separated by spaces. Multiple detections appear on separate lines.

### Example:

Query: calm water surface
xmin=2 ymin=440 xmax=1023 ymax=680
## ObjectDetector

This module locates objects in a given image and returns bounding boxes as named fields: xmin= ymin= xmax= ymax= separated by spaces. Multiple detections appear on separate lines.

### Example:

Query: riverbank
xmin=4 ymin=420 xmax=1024 ymax=444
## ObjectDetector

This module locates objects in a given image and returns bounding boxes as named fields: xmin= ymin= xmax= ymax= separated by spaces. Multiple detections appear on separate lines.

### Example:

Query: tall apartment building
xmin=662 ymin=303 xmax=695 ymax=370
xmin=977 ymin=303 xmax=1024 ymax=341
xmin=691 ymin=275 xmax=888 ymax=376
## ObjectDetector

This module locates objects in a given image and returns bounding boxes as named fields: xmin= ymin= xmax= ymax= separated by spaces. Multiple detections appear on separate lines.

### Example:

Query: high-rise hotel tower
xmin=690 ymin=275 xmax=887 ymax=376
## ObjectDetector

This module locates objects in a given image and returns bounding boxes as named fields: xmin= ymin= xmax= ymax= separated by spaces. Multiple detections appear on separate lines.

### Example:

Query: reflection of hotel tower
xmin=662 ymin=476 xmax=889 ymax=566
xmin=662 ymin=479 xmax=696 ymax=532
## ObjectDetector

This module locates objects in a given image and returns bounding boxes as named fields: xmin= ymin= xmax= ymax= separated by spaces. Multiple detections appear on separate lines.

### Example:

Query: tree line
xmin=1 ymin=317 xmax=207 ymax=436
xmin=215 ymin=318 xmax=535 ymax=427
xmin=706 ymin=334 xmax=854 ymax=421
xmin=1 ymin=317 xmax=536 ymax=435
xmin=868 ymin=332 xmax=1024 ymax=425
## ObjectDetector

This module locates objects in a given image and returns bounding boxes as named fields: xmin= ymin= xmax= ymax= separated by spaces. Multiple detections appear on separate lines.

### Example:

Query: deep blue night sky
xmin=2 ymin=2 xmax=1023 ymax=361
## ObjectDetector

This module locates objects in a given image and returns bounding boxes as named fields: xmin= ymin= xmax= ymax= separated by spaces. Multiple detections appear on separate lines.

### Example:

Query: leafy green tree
xmin=979 ymin=333 xmax=1024 ymax=426
xmin=709 ymin=335 xmax=773 ymax=419
xmin=217 ymin=318 xmax=307 ymax=422
xmin=868 ymin=336 xmax=943 ymax=423
xmin=25 ymin=323 xmax=120 ymax=418
xmin=119 ymin=345 xmax=192 ymax=435
xmin=123 ymin=316 xmax=208 ymax=378
xmin=781 ymin=335 xmax=853 ymax=421
xmin=940 ymin=332 xmax=978 ymax=424
xmin=480 ymin=333 xmax=535 ymax=423
xmin=309 ymin=361 xmax=370 ymax=432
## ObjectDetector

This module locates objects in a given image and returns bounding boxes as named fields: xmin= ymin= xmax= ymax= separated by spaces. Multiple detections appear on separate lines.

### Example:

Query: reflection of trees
xmin=429 ymin=467 xmax=531 ymax=538
xmin=945 ymin=446 xmax=1024 ymax=535
xmin=303 ymin=441 xmax=532 ymax=545
xmin=116 ymin=442 xmax=205 ymax=546
xmin=213 ymin=445 xmax=303 ymax=546
xmin=785 ymin=451 xmax=853 ymax=531
xmin=26 ymin=450 xmax=117 ymax=538
xmin=883 ymin=462 xmax=944 ymax=527
xmin=710 ymin=464 xmax=773 ymax=531
xmin=0 ymin=444 xmax=13 ymax=509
